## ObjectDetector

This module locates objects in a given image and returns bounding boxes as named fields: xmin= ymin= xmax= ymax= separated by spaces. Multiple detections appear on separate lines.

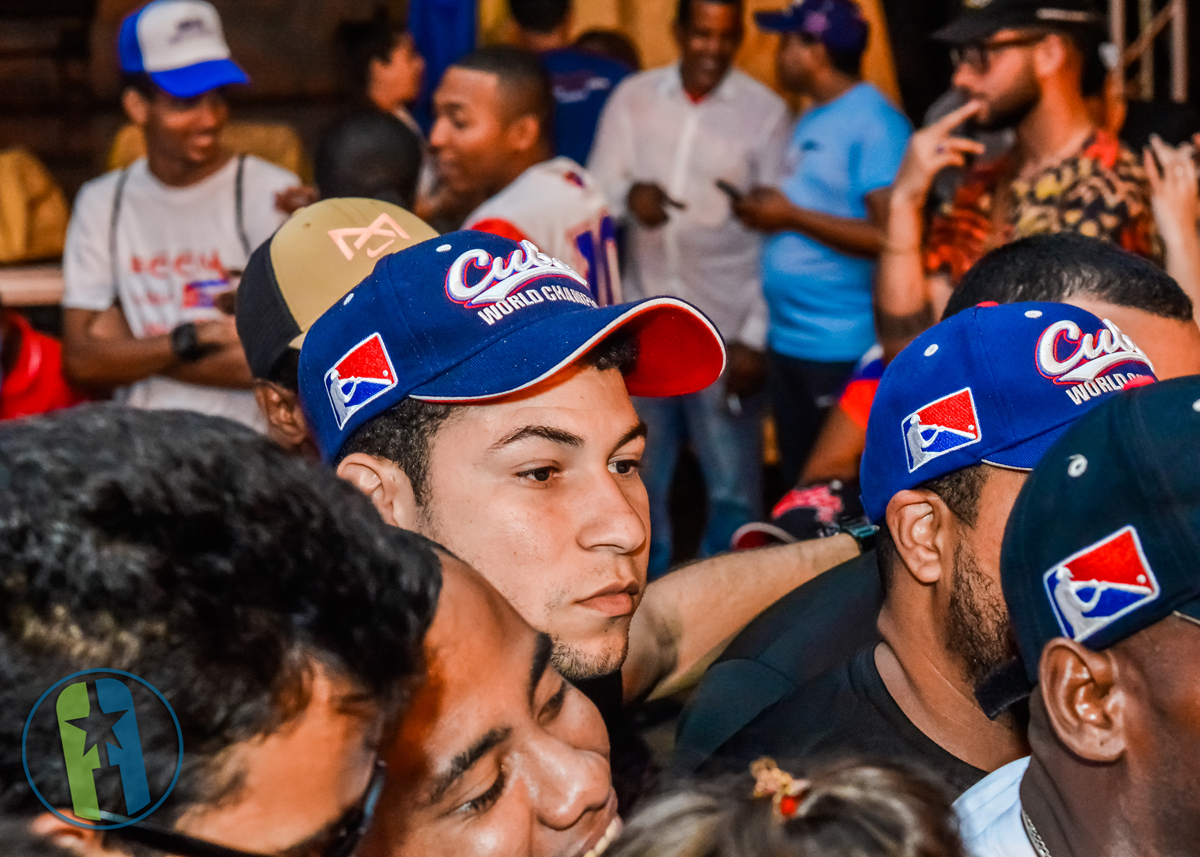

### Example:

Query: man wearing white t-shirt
xmin=62 ymin=0 xmax=298 ymax=429
xmin=430 ymin=46 xmax=621 ymax=306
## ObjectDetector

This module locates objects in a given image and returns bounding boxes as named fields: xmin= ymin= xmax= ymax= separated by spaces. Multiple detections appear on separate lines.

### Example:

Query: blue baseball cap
xmin=976 ymin=377 xmax=1200 ymax=716
xmin=298 ymin=231 xmax=726 ymax=462
xmin=859 ymin=302 xmax=1157 ymax=523
xmin=118 ymin=0 xmax=249 ymax=99
xmin=755 ymin=0 xmax=870 ymax=55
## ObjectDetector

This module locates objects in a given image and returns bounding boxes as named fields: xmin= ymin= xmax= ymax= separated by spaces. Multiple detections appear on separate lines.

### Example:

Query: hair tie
xmin=750 ymin=757 xmax=810 ymax=820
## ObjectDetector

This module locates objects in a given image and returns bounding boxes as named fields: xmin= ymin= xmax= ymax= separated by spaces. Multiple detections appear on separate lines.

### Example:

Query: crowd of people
xmin=3 ymin=0 xmax=1200 ymax=855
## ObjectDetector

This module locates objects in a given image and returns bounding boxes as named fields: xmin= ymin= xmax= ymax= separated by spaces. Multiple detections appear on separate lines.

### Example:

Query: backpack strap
xmin=108 ymin=165 xmax=133 ymax=291
xmin=234 ymin=152 xmax=250 ymax=258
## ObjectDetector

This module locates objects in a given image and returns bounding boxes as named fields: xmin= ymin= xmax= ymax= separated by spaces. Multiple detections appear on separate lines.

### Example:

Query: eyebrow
xmin=491 ymin=424 xmax=585 ymax=450
xmin=529 ymin=632 xmax=554 ymax=707
xmin=427 ymin=726 xmax=512 ymax=807
xmin=614 ymin=421 xmax=648 ymax=453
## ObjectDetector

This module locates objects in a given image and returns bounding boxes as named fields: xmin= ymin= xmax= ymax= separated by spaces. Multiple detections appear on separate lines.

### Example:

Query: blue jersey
xmin=763 ymin=84 xmax=911 ymax=362
xmin=542 ymin=48 xmax=632 ymax=165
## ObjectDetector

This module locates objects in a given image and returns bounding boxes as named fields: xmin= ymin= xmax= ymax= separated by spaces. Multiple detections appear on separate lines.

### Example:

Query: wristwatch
xmin=170 ymin=322 xmax=205 ymax=363
xmin=820 ymin=515 xmax=879 ymax=555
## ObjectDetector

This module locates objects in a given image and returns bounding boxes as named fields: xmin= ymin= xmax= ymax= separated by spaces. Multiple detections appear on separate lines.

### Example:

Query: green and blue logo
xmin=23 ymin=669 xmax=183 ymax=830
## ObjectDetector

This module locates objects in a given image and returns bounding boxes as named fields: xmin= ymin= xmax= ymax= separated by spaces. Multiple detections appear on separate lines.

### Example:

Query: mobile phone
xmin=716 ymin=179 xmax=743 ymax=202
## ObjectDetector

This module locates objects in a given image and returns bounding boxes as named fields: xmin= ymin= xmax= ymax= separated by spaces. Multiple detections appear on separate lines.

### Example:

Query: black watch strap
xmin=839 ymin=516 xmax=879 ymax=554
xmin=170 ymin=322 xmax=205 ymax=363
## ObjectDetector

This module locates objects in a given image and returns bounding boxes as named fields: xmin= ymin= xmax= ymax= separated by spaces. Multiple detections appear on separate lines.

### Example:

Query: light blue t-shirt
xmin=763 ymin=83 xmax=911 ymax=362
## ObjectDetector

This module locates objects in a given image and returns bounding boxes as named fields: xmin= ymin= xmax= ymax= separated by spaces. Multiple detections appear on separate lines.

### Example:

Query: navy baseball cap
xmin=755 ymin=0 xmax=870 ymax=55
xmin=298 ymin=231 xmax=726 ymax=462
xmin=860 ymin=302 xmax=1156 ymax=523
xmin=934 ymin=0 xmax=1104 ymax=45
xmin=118 ymin=0 xmax=249 ymax=98
xmin=976 ymin=377 xmax=1200 ymax=717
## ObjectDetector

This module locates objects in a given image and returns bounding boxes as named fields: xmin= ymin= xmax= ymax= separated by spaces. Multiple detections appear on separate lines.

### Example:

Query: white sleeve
xmin=240 ymin=157 xmax=300 ymax=253
xmin=753 ymin=98 xmax=793 ymax=188
xmin=62 ymin=175 xmax=120 ymax=312
xmin=587 ymin=81 xmax=638 ymax=224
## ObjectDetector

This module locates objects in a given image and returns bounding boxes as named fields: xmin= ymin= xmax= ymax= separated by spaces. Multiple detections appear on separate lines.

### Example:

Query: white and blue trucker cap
xmin=118 ymin=0 xmax=249 ymax=98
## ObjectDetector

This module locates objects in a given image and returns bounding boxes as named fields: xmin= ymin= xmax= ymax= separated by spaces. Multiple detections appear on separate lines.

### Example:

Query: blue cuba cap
xmin=755 ymin=0 xmax=870 ymax=55
xmin=860 ymin=302 xmax=1157 ymax=523
xmin=298 ymin=231 xmax=726 ymax=462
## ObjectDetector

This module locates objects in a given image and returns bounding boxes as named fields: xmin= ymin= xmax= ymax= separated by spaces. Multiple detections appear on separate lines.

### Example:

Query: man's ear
xmin=254 ymin=382 xmax=310 ymax=452
xmin=121 ymin=88 xmax=149 ymax=127
xmin=1038 ymin=638 xmax=1126 ymax=763
xmin=28 ymin=811 xmax=112 ymax=855
xmin=505 ymin=114 xmax=541 ymax=153
xmin=1033 ymin=33 xmax=1070 ymax=79
xmin=885 ymin=489 xmax=955 ymax=586
xmin=336 ymin=453 xmax=421 ymax=530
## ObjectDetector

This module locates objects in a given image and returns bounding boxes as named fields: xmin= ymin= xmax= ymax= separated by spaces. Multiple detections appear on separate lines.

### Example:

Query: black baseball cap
xmin=978 ymin=377 xmax=1200 ymax=717
xmin=236 ymin=199 xmax=437 ymax=381
xmin=934 ymin=0 xmax=1104 ymax=45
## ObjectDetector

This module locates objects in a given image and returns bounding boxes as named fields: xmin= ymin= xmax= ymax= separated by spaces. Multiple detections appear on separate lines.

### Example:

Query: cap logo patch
xmin=324 ymin=333 xmax=397 ymax=430
xmin=328 ymin=214 xmax=412 ymax=262
xmin=1036 ymin=319 xmax=1153 ymax=404
xmin=902 ymin=387 xmax=981 ymax=473
xmin=1043 ymin=525 xmax=1160 ymax=641
xmin=170 ymin=17 xmax=214 ymax=43
xmin=445 ymin=239 xmax=589 ymax=310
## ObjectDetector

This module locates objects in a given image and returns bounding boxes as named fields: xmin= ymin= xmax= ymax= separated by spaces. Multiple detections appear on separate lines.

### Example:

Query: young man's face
xmin=363 ymin=555 xmax=617 ymax=857
xmin=126 ymin=88 xmax=229 ymax=170
xmin=676 ymin=0 xmax=743 ymax=98
xmin=950 ymin=29 xmax=1044 ymax=131
xmin=429 ymin=67 xmax=520 ymax=199
xmin=372 ymin=33 xmax=426 ymax=110
xmin=775 ymin=31 xmax=821 ymax=95
xmin=418 ymin=365 xmax=650 ymax=682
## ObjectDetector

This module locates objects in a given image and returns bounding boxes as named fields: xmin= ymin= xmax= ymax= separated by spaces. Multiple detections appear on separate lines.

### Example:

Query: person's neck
xmin=145 ymin=148 xmax=232 ymax=189
xmin=876 ymin=603 xmax=1028 ymax=772
xmin=367 ymin=78 xmax=404 ymax=115
xmin=1014 ymin=87 xmax=1096 ymax=177
xmin=516 ymin=28 xmax=569 ymax=52
xmin=680 ymin=66 xmax=726 ymax=102
xmin=486 ymin=145 xmax=552 ymax=198
xmin=1019 ymin=754 xmax=1155 ymax=857
xmin=807 ymin=71 xmax=858 ymax=106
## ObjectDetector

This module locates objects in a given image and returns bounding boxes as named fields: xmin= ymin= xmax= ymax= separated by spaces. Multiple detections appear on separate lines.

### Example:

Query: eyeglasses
xmin=950 ymin=33 xmax=1048 ymax=73
xmin=97 ymin=760 xmax=387 ymax=857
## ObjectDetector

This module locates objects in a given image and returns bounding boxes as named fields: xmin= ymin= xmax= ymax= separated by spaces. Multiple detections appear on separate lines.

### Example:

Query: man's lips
xmin=570 ymin=793 xmax=621 ymax=857
xmin=578 ymin=584 xmax=638 ymax=618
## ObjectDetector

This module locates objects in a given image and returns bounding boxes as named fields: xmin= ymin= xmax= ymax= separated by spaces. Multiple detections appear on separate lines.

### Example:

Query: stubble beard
xmin=946 ymin=540 xmax=1016 ymax=690
xmin=551 ymin=629 xmax=630 ymax=683
xmin=974 ymin=69 xmax=1041 ymax=132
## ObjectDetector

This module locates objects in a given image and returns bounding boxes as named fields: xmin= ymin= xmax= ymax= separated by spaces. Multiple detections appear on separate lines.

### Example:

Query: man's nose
xmin=529 ymin=740 xmax=613 ymax=832
xmin=428 ymin=117 xmax=449 ymax=151
xmin=576 ymin=469 xmax=648 ymax=557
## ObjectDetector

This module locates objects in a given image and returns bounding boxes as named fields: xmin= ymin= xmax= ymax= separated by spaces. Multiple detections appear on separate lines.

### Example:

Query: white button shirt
xmin=588 ymin=64 xmax=790 ymax=348
xmin=954 ymin=756 xmax=1036 ymax=857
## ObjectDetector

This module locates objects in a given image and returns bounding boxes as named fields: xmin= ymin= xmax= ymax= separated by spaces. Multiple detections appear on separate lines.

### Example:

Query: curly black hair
xmin=0 ymin=406 xmax=441 ymax=826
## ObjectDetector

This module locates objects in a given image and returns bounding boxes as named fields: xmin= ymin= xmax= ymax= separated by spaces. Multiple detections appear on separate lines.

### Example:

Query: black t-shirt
xmin=672 ymin=550 xmax=884 ymax=775
xmin=574 ymin=670 xmax=655 ymax=812
xmin=703 ymin=646 xmax=987 ymax=796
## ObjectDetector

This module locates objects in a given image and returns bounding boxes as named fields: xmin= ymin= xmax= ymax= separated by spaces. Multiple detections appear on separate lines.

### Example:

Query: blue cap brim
xmin=754 ymin=10 xmax=800 ymax=31
xmin=410 ymin=297 xmax=726 ymax=403
xmin=150 ymin=58 xmax=249 ymax=98
xmin=980 ymin=421 xmax=1074 ymax=471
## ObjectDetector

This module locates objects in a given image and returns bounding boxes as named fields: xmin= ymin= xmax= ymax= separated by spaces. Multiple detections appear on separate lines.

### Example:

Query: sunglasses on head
xmin=97 ymin=760 xmax=386 ymax=857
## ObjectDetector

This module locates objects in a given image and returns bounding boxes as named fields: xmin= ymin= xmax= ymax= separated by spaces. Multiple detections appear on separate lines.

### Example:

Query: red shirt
xmin=1 ymin=312 xmax=88 ymax=420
